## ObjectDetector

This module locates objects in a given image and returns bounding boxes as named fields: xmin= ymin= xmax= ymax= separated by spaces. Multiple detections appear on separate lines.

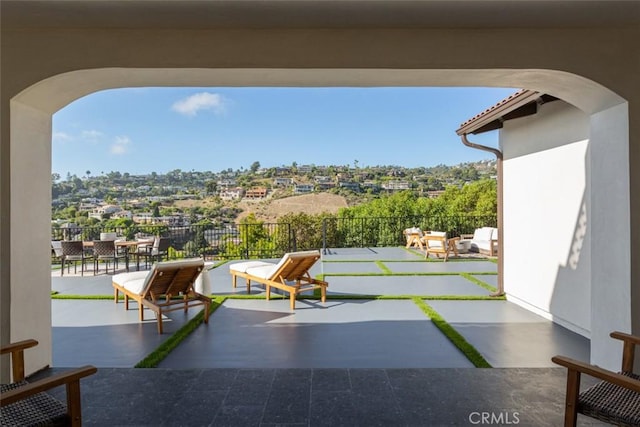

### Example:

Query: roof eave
xmin=456 ymin=89 xmax=543 ymax=136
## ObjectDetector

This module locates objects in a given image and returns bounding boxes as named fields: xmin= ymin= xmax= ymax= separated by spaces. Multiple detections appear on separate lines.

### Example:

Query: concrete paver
xmin=45 ymin=247 xmax=599 ymax=425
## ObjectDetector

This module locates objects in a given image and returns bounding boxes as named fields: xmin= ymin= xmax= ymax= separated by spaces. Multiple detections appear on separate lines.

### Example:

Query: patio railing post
xmin=322 ymin=219 xmax=327 ymax=255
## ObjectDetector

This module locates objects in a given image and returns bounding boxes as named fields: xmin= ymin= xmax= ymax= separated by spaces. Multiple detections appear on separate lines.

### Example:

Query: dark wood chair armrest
xmin=1 ymin=365 xmax=98 ymax=406
xmin=610 ymin=330 xmax=640 ymax=345
xmin=1 ymin=339 xmax=39 ymax=381
xmin=552 ymin=355 xmax=640 ymax=393
xmin=609 ymin=331 xmax=640 ymax=372
xmin=1 ymin=339 xmax=39 ymax=355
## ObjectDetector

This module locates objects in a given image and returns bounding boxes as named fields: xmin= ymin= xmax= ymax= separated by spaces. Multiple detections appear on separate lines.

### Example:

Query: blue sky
xmin=52 ymin=86 xmax=518 ymax=178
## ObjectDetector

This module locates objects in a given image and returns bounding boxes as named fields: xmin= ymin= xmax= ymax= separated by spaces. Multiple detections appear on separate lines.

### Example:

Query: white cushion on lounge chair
xmin=112 ymin=258 xmax=210 ymax=334
xmin=114 ymin=259 xmax=205 ymax=295
xmin=229 ymin=260 xmax=274 ymax=274
xmin=113 ymin=270 xmax=149 ymax=294
xmin=244 ymin=264 xmax=279 ymax=280
xmin=241 ymin=250 xmax=322 ymax=280
xmin=228 ymin=250 xmax=326 ymax=310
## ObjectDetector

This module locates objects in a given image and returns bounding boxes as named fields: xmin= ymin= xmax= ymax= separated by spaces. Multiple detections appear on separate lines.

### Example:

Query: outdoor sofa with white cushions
xmin=462 ymin=227 xmax=498 ymax=256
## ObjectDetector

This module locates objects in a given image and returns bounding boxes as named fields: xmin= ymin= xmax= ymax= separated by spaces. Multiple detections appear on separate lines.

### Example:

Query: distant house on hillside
xmin=78 ymin=202 xmax=98 ymax=212
xmin=294 ymin=183 xmax=314 ymax=194
xmin=381 ymin=181 xmax=410 ymax=191
xmin=339 ymin=181 xmax=361 ymax=192
xmin=273 ymin=177 xmax=292 ymax=186
xmin=315 ymin=175 xmax=334 ymax=190
xmin=112 ymin=210 xmax=133 ymax=220
xmin=220 ymin=187 xmax=244 ymax=201
xmin=245 ymin=187 xmax=268 ymax=199
xmin=275 ymin=167 xmax=292 ymax=175
xmin=89 ymin=204 xmax=121 ymax=220
xmin=217 ymin=179 xmax=237 ymax=188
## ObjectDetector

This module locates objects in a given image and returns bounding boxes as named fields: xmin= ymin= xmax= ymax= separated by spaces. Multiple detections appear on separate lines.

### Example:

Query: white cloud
xmin=110 ymin=135 xmax=131 ymax=155
xmin=52 ymin=131 xmax=73 ymax=142
xmin=171 ymin=92 xmax=226 ymax=116
xmin=81 ymin=130 xmax=105 ymax=142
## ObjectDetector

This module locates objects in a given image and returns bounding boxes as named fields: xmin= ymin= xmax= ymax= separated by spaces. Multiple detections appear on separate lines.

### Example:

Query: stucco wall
xmin=502 ymin=101 xmax=591 ymax=335
xmin=1 ymin=8 xmax=638 ymax=377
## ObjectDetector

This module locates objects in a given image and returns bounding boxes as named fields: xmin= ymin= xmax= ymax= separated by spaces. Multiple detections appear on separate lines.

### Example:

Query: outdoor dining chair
xmin=60 ymin=240 xmax=91 ymax=276
xmin=92 ymin=240 xmax=127 ymax=275
xmin=135 ymin=237 xmax=170 ymax=270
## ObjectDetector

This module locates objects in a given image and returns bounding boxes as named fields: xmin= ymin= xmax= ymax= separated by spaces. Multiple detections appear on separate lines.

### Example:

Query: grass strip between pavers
xmin=226 ymin=294 xmax=501 ymax=301
xmin=460 ymin=273 xmax=498 ymax=293
xmin=52 ymin=294 xmax=116 ymax=300
xmin=375 ymin=261 xmax=393 ymax=274
xmin=51 ymin=292 xmax=503 ymax=302
xmin=325 ymin=257 xmax=491 ymax=263
xmin=412 ymin=297 xmax=492 ymax=368
xmin=135 ymin=296 xmax=226 ymax=368
xmin=323 ymin=272 xmax=497 ymax=277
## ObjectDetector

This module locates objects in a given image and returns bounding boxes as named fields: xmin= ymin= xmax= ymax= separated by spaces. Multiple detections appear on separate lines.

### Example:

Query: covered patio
xmin=40 ymin=247 xmax=599 ymax=425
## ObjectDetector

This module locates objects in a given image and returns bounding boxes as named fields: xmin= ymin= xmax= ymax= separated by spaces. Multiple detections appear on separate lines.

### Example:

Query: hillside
xmin=173 ymin=192 xmax=349 ymax=223
xmin=237 ymin=193 xmax=349 ymax=222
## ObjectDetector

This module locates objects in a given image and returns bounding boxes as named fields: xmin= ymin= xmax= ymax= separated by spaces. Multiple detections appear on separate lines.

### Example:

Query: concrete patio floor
xmin=42 ymin=247 xmax=606 ymax=425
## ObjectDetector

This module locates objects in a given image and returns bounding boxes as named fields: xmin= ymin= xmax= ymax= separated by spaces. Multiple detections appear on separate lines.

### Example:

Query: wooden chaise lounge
xmin=112 ymin=258 xmax=211 ymax=333
xmin=229 ymin=250 xmax=328 ymax=310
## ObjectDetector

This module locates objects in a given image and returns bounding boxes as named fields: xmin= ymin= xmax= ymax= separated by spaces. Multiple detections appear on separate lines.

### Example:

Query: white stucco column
xmin=589 ymin=102 xmax=631 ymax=369
xmin=9 ymin=100 xmax=53 ymax=373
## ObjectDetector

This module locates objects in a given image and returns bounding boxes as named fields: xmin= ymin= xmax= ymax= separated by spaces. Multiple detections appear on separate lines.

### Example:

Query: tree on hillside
xmin=276 ymin=212 xmax=335 ymax=251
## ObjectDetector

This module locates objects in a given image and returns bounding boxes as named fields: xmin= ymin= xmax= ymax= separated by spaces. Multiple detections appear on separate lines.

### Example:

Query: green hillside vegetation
xmin=342 ymin=179 xmax=496 ymax=218
xmin=253 ymin=179 xmax=497 ymax=251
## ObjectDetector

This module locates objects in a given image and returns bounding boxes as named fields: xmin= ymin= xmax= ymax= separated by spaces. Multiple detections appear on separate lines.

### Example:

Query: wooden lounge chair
xmin=229 ymin=250 xmax=328 ymax=310
xmin=552 ymin=331 xmax=640 ymax=426
xmin=112 ymin=258 xmax=211 ymax=333
xmin=422 ymin=231 xmax=460 ymax=261
xmin=1 ymin=339 xmax=97 ymax=427
xmin=403 ymin=227 xmax=424 ymax=249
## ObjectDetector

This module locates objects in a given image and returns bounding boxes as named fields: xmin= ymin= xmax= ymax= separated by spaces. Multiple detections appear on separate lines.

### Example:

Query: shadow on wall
xmin=550 ymin=193 xmax=590 ymax=334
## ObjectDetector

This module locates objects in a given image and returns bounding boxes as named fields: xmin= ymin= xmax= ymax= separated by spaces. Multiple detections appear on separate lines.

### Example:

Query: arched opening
xmin=6 ymin=67 xmax=630 ymax=375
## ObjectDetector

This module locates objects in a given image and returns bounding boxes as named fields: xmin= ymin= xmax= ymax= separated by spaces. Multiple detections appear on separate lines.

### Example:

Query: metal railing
xmin=51 ymin=215 xmax=496 ymax=261
xmin=320 ymin=215 xmax=497 ymax=251
xmin=51 ymin=223 xmax=294 ymax=260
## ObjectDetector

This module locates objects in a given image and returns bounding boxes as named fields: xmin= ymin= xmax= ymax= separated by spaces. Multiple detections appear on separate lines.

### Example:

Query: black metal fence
xmin=52 ymin=214 xmax=496 ymax=260
xmin=51 ymin=223 xmax=294 ymax=260
xmin=320 ymin=215 xmax=497 ymax=250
